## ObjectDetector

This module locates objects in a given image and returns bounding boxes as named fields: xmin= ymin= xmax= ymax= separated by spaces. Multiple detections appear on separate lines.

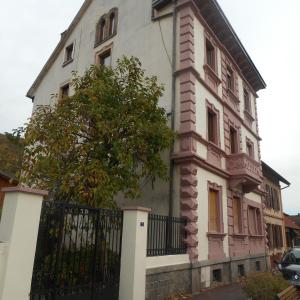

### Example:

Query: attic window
xmin=95 ymin=8 xmax=118 ymax=47
xmin=63 ymin=43 xmax=74 ymax=66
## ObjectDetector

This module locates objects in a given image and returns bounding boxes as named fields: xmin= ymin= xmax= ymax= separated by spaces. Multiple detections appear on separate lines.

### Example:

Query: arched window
xmin=109 ymin=13 xmax=115 ymax=36
xmin=99 ymin=19 xmax=106 ymax=42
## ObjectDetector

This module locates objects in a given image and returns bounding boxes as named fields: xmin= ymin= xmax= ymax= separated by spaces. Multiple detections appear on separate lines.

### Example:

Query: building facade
xmin=261 ymin=161 xmax=290 ymax=269
xmin=27 ymin=0 xmax=268 ymax=296
xmin=284 ymin=214 xmax=300 ymax=248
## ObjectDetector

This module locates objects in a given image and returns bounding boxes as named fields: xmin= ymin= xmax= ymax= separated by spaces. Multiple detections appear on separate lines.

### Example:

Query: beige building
xmin=27 ymin=0 xmax=269 ymax=296
xmin=261 ymin=161 xmax=290 ymax=269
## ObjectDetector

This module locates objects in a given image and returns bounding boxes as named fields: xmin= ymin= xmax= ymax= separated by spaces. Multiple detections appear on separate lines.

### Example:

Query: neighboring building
xmin=284 ymin=213 xmax=300 ymax=248
xmin=0 ymin=171 xmax=18 ymax=208
xmin=26 ymin=0 xmax=268 ymax=295
xmin=261 ymin=161 xmax=290 ymax=268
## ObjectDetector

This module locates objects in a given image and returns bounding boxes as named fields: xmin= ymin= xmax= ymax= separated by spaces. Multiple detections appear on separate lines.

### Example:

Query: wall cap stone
xmin=1 ymin=186 xmax=48 ymax=197
xmin=122 ymin=206 xmax=152 ymax=213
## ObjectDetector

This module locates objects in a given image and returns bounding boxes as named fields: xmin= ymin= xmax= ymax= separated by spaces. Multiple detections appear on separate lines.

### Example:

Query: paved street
xmin=192 ymin=283 xmax=247 ymax=300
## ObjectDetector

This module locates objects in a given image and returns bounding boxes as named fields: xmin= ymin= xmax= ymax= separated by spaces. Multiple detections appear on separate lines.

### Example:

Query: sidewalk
xmin=192 ymin=283 xmax=248 ymax=300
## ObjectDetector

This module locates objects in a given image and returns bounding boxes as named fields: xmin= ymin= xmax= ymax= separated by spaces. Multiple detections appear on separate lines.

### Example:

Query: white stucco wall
xmin=32 ymin=0 xmax=173 ymax=114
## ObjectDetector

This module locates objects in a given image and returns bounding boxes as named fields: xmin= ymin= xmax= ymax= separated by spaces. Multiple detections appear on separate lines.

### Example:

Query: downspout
xmin=168 ymin=0 xmax=177 ymax=218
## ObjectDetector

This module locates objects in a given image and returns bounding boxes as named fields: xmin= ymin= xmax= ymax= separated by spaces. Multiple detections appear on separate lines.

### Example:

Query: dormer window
xmin=95 ymin=8 xmax=118 ymax=47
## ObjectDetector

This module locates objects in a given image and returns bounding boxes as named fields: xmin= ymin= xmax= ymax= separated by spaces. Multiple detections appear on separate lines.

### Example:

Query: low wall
xmin=145 ymin=253 xmax=268 ymax=299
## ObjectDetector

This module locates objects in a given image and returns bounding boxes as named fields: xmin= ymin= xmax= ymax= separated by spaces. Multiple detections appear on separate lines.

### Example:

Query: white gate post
xmin=0 ymin=186 xmax=48 ymax=300
xmin=119 ymin=206 xmax=151 ymax=300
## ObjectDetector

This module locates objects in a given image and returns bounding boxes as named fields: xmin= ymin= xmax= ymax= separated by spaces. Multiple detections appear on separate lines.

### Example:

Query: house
xmin=261 ymin=161 xmax=290 ymax=268
xmin=288 ymin=213 xmax=300 ymax=246
xmin=284 ymin=214 xmax=300 ymax=248
xmin=0 ymin=171 xmax=18 ymax=208
xmin=26 ymin=0 xmax=268 ymax=296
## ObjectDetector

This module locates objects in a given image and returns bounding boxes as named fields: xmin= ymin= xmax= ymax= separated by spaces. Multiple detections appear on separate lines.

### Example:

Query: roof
xmin=26 ymin=0 xmax=93 ymax=99
xmin=261 ymin=161 xmax=290 ymax=186
xmin=153 ymin=0 xmax=266 ymax=92
xmin=290 ymin=215 xmax=300 ymax=227
xmin=284 ymin=214 xmax=300 ymax=230
xmin=0 ymin=171 xmax=18 ymax=183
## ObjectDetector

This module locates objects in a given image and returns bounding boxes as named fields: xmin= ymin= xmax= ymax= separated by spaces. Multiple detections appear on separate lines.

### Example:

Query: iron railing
xmin=30 ymin=201 xmax=123 ymax=300
xmin=147 ymin=214 xmax=187 ymax=257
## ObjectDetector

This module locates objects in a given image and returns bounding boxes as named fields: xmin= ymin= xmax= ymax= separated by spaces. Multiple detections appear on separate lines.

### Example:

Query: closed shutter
xmin=209 ymin=189 xmax=219 ymax=232
xmin=233 ymin=197 xmax=242 ymax=234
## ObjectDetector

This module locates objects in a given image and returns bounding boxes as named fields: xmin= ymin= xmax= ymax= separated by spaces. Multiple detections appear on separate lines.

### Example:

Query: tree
xmin=18 ymin=57 xmax=175 ymax=208
xmin=0 ymin=132 xmax=24 ymax=178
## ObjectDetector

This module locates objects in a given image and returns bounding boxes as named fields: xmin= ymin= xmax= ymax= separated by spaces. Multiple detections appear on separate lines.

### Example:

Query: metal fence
xmin=30 ymin=201 xmax=123 ymax=300
xmin=147 ymin=214 xmax=187 ymax=257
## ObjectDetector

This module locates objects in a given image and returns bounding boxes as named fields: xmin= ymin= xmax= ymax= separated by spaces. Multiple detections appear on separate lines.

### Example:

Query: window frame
xmin=59 ymin=82 xmax=70 ymax=101
xmin=232 ymin=196 xmax=243 ymax=234
xmin=205 ymin=38 xmax=216 ymax=71
xmin=63 ymin=42 xmax=75 ymax=66
xmin=226 ymin=66 xmax=234 ymax=91
xmin=229 ymin=126 xmax=239 ymax=154
xmin=208 ymin=182 xmax=223 ymax=234
xmin=246 ymin=138 xmax=254 ymax=159
xmin=95 ymin=8 xmax=118 ymax=47
xmin=206 ymin=100 xmax=220 ymax=146
xmin=244 ymin=88 xmax=251 ymax=113
xmin=248 ymin=206 xmax=262 ymax=236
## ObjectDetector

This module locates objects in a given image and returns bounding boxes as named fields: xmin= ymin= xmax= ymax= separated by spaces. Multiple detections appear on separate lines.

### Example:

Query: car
xmin=278 ymin=248 xmax=300 ymax=287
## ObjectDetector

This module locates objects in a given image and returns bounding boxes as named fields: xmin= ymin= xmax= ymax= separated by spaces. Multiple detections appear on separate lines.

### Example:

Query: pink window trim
xmin=228 ymin=120 xmax=241 ymax=154
xmin=232 ymin=192 xmax=244 ymax=235
xmin=246 ymin=137 xmax=254 ymax=159
xmin=207 ymin=181 xmax=224 ymax=234
xmin=206 ymin=99 xmax=220 ymax=147
xmin=204 ymin=32 xmax=218 ymax=73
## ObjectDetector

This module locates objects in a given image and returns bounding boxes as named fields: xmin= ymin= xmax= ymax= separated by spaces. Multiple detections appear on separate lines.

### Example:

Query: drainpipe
xmin=168 ymin=0 xmax=177 ymax=218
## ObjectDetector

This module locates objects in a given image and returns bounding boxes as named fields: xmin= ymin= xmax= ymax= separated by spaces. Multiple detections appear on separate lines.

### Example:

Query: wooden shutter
xmin=233 ymin=197 xmax=242 ymax=234
xmin=209 ymin=189 xmax=219 ymax=232
xmin=248 ymin=207 xmax=256 ymax=235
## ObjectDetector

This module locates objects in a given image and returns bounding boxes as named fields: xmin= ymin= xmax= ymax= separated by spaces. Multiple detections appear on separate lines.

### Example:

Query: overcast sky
xmin=0 ymin=1 xmax=299 ymax=214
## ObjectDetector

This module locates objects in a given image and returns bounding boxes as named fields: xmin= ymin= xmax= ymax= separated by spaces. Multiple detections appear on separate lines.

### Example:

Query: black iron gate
xmin=30 ymin=201 xmax=123 ymax=300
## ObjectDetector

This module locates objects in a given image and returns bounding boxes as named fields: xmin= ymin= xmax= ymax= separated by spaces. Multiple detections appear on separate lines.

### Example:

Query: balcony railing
xmin=226 ymin=153 xmax=262 ymax=192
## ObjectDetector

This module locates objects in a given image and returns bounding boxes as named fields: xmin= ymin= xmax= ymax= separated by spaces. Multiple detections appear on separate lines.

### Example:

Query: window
xmin=226 ymin=67 xmax=234 ymax=90
xmin=207 ymin=109 xmax=218 ymax=144
xmin=233 ymin=197 xmax=242 ymax=234
xmin=265 ymin=185 xmax=280 ymax=211
xmin=267 ymin=223 xmax=273 ymax=249
xmin=98 ymin=50 xmax=111 ymax=67
xmin=64 ymin=43 xmax=74 ymax=64
xmin=109 ymin=13 xmax=116 ymax=36
xmin=238 ymin=264 xmax=245 ymax=277
xmin=230 ymin=127 xmax=238 ymax=154
xmin=244 ymin=89 xmax=251 ymax=112
xmin=60 ymin=84 xmax=69 ymax=99
xmin=255 ymin=261 xmax=261 ymax=271
xmin=248 ymin=206 xmax=262 ymax=235
xmin=212 ymin=269 xmax=222 ymax=282
xmin=246 ymin=139 xmax=254 ymax=159
xmin=206 ymin=39 xmax=215 ymax=70
xmin=95 ymin=8 xmax=118 ymax=46
xmin=273 ymin=225 xmax=283 ymax=249
xmin=209 ymin=189 xmax=220 ymax=232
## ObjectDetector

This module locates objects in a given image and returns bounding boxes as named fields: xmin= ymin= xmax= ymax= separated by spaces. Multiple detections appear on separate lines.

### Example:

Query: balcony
xmin=226 ymin=153 xmax=262 ymax=193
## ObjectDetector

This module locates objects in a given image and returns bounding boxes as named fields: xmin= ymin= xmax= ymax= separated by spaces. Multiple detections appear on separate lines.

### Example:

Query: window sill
xmin=249 ymin=234 xmax=264 ymax=239
xmin=62 ymin=58 xmax=74 ymax=67
xmin=203 ymin=64 xmax=221 ymax=85
xmin=207 ymin=232 xmax=227 ymax=240
xmin=94 ymin=32 xmax=116 ymax=48
xmin=227 ymin=88 xmax=240 ymax=103
xmin=232 ymin=233 xmax=248 ymax=239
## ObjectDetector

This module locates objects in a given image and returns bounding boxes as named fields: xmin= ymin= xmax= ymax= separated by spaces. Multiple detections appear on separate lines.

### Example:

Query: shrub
xmin=242 ymin=272 xmax=290 ymax=300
